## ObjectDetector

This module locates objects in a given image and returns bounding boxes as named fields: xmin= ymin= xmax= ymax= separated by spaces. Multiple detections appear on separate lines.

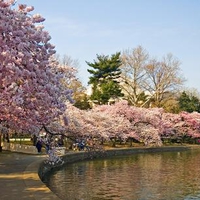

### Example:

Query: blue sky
xmin=21 ymin=0 xmax=200 ymax=91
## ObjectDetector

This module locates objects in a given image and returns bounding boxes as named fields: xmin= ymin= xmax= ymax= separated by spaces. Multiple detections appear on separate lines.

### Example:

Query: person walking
xmin=36 ymin=138 xmax=43 ymax=153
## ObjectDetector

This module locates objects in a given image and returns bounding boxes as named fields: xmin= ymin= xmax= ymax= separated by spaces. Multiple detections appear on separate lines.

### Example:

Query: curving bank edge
xmin=23 ymin=156 xmax=61 ymax=200
xmin=38 ymin=145 xmax=194 ymax=192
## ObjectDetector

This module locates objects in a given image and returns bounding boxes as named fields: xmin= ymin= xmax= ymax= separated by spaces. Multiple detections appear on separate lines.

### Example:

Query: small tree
xmin=86 ymin=52 xmax=123 ymax=104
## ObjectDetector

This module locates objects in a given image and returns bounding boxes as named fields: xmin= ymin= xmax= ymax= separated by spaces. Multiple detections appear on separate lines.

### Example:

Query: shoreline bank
xmin=39 ymin=145 xmax=196 ymax=182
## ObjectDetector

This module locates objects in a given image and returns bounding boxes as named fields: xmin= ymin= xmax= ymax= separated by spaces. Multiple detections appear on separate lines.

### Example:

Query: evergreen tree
xmin=86 ymin=52 xmax=123 ymax=104
xmin=178 ymin=91 xmax=200 ymax=113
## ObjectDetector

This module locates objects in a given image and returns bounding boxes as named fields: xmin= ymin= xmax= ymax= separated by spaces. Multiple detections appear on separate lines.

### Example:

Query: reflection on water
xmin=45 ymin=149 xmax=200 ymax=200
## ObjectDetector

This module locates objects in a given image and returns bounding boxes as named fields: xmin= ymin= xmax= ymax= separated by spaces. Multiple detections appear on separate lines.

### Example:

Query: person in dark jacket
xmin=36 ymin=139 xmax=43 ymax=153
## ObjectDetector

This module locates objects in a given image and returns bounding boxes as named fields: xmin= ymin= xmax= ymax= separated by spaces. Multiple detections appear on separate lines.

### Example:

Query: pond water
xmin=45 ymin=149 xmax=200 ymax=200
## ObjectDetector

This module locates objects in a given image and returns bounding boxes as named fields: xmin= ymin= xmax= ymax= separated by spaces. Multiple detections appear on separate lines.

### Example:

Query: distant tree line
xmin=58 ymin=46 xmax=200 ymax=114
xmin=84 ymin=46 xmax=200 ymax=113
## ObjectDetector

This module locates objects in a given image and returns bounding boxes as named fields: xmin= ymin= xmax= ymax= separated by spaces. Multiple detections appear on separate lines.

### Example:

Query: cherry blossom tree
xmin=41 ymin=98 xmax=200 ymax=160
xmin=0 ymin=1 xmax=72 ymax=158
xmin=63 ymin=103 xmax=131 ymax=140
xmin=94 ymin=101 xmax=164 ymax=146
xmin=80 ymin=101 xmax=200 ymax=147
xmin=170 ymin=112 xmax=200 ymax=141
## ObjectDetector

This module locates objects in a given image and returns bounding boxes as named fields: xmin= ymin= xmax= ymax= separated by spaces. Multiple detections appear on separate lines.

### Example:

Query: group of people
xmin=72 ymin=137 xmax=96 ymax=151
xmin=33 ymin=135 xmax=64 ymax=154
xmin=33 ymin=135 xmax=99 ymax=153
xmin=73 ymin=138 xmax=85 ymax=151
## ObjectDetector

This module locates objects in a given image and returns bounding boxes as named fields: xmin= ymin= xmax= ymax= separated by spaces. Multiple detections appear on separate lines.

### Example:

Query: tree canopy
xmin=64 ymin=100 xmax=200 ymax=147
xmin=0 ymin=1 xmax=71 ymax=134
